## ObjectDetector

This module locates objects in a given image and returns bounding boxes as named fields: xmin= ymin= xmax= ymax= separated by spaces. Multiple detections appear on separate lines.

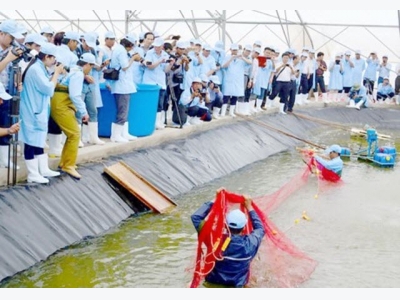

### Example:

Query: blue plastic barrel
xmin=373 ymin=153 xmax=395 ymax=166
xmin=341 ymin=147 xmax=351 ymax=157
xmin=378 ymin=146 xmax=397 ymax=158
xmin=98 ymin=83 xmax=117 ymax=137
xmin=128 ymin=84 xmax=160 ymax=137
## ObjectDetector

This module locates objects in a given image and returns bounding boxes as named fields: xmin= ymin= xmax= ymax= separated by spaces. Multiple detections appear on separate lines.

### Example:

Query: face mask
xmin=335 ymin=60 xmax=340 ymax=64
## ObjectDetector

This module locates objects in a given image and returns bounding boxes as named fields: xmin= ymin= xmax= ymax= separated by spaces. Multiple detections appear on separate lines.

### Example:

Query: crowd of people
xmin=1 ymin=18 xmax=399 ymax=183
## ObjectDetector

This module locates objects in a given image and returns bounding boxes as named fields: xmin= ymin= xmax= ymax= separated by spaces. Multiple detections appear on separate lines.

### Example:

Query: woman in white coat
xmin=328 ymin=54 xmax=344 ymax=102
xmin=20 ymin=43 xmax=64 ymax=184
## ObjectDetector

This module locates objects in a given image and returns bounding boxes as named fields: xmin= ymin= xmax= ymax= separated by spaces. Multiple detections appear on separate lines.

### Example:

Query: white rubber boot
xmin=322 ymin=93 xmax=330 ymax=103
xmin=256 ymin=99 xmax=263 ymax=112
xmin=122 ymin=122 xmax=138 ymax=141
xmin=249 ymin=99 xmax=257 ymax=114
xmin=88 ymin=122 xmax=105 ymax=145
xmin=241 ymin=102 xmax=251 ymax=116
xmin=0 ymin=145 xmax=19 ymax=169
xmin=212 ymin=107 xmax=221 ymax=119
xmin=229 ymin=105 xmax=236 ymax=117
xmin=48 ymin=134 xmax=63 ymax=158
xmin=346 ymin=100 xmax=356 ymax=108
xmin=355 ymin=100 xmax=365 ymax=110
xmin=36 ymin=153 xmax=60 ymax=177
xmin=25 ymin=158 xmax=49 ymax=184
xmin=81 ymin=124 xmax=90 ymax=144
xmin=220 ymin=104 xmax=228 ymax=117
xmin=110 ymin=123 xmax=128 ymax=143
xmin=279 ymin=103 xmax=287 ymax=115
xmin=156 ymin=112 xmax=165 ymax=130
xmin=235 ymin=102 xmax=243 ymax=115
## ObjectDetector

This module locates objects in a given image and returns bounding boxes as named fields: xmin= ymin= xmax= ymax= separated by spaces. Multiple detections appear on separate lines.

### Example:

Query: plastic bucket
xmin=98 ymin=83 xmax=117 ymax=138
xmin=128 ymin=84 xmax=161 ymax=137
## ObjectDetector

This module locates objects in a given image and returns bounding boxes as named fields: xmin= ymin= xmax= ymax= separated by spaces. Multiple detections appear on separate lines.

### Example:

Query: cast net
xmin=188 ymin=152 xmax=342 ymax=288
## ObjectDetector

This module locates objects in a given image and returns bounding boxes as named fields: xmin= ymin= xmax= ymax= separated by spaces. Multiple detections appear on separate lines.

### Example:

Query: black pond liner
xmin=0 ymin=106 xmax=399 ymax=282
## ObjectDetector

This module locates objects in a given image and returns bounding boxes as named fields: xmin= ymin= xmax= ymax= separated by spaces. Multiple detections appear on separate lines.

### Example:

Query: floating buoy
xmin=302 ymin=211 xmax=311 ymax=221
xmin=314 ymin=194 xmax=319 ymax=199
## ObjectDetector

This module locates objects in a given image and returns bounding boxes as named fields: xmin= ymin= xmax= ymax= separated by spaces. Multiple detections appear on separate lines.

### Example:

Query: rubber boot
xmin=25 ymin=158 xmax=49 ymax=184
xmin=220 ymin=104 xmax=228 ymax=117
xmin=122 ymin=122 xmax=138 ymax=141
xmin=212 ymin=107 xmax=221 ymax=119
xmin=241 ymin=102 xmax=251 ymax=116
xmin=229 ymin=105 xmax=236 ymax=117
xmin=279 ymin=103 xmax=287 ymax=115
xmin=346 ymin=100 xmax=356 ymax=108
xmin=48 ymin=134 xmax=63 ymax=158
xmin=355 ymin=100 xmax=365 ymax=110
xmin=235 ymin=102 xmax=243 ymax=115
xmin=0 ymin=145 xmax=19 ymax=169
xmin=81 ymin=124 xmax=90 ymax=144
xmin=36 ymin=153 xmax=60 ymax=177
xmin=110 ymin=123 xmax=128 ymax=143
xmin=87 ymin=122 xmax=105 ymax=145
xmin=256 ymin=99 xmax=263 ymax=112
xmin=156 ymin=112 xmax=165 ymax=130
xmin=249 ymin=99 xmax=257 ymax=114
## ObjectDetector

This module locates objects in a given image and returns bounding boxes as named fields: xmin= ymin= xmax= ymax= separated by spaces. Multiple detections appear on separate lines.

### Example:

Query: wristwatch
xmin=7 ymin=128 xmax=12 ymax=135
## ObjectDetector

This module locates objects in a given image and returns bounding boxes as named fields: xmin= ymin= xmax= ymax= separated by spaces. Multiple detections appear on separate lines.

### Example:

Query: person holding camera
xmin=328 ymin=54 xmax=344 ymax=102
xmin=207 ymin=75 xmax=223 ymax=119
xmin=220 ymin=43 xmax=252 ymax=118
xmin=107 ymin=34 xmax=141 ymax=143
xmin=20 ymin=43 xmax=63 ymax=184
xmin=179 ymin=77 xmax=212 ymax=125
xmin=0 ymin=83 xmax=20 ymax=137
xmin=0 ymin=19 xmax=26 ymax=169
xmin=266 ymin=52 xmax=294 ymax=115
xmin=363 ymin=51 xmax=380 ymax=101
xmin=376 ymin=77 xmax=395 ymax=104
xmin=142 ymin=37 xmax=175 ymax=130
xmin=346 ymin=84 xmax=369 ymax=110
xmin=341 ymin=51 xmax=355 ymax=102
xmin=166 ymin=40 xmax=190 ymax=126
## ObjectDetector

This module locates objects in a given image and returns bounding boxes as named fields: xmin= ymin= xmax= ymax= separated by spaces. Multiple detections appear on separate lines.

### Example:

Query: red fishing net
xmin=188 ymin=152 xmax=342 ymax=288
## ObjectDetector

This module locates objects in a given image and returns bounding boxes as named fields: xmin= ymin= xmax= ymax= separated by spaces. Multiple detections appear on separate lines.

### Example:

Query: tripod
xmin=7 ymin=60 xmax=22 ymax=187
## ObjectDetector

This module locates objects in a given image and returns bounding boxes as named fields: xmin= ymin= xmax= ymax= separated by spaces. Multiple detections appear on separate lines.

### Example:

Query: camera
xmin=11 ymin=41 xmax=31 ymax=63
xmin=216 ymin=62 xmax=221 ymax=67
xmin=56 ymin=62 xmax=70 ymax=73
xmin=213 ymin=84 xmax=219 ymax=90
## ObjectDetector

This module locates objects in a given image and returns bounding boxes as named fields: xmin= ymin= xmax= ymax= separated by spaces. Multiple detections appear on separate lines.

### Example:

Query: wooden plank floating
xmin=104 ymin=161 xmax=177 ymax=214
xmin=350 ymin=128 xmax=392 ymax=140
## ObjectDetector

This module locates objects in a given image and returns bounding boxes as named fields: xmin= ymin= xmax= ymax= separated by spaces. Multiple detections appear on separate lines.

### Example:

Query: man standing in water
xmin=314 ymin=144 xmax=344 ymax=177
xmin=191 ymin=194 xmax=265 ymax=288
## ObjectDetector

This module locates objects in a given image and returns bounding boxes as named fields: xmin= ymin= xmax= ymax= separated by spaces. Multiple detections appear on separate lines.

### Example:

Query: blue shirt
xmin=315 ymin=155 xmax=343 ymax=175
xmin=191 ymin=202 xmax=265 ymax=288
xmin=109 ymin=44 xmax=137 ymax=94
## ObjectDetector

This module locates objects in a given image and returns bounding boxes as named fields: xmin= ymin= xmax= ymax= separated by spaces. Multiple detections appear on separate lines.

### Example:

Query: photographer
xmin=180 ymin=77 xmax=212 ymax=125
xmin=0 ymin=83 xmax=20 ymax=137
xmin=20 ymin=43 xmax=63 ymax=184
xmin=346 ymin=84 xmax=368 ymax=110
xmin=328 ymin=54 xmax=344 ymax=102
xmin=267 ymin=52 xmax=294 ymax=115
xmin=0 ymin=19 xmax=25 ymax=169
xmin=363 ymin=51 xmax=380 ymax=99
xmin=207 ymin=75 xmax=223 ymax=119
xmin=142 ymin=37 xmax=175 ymax=130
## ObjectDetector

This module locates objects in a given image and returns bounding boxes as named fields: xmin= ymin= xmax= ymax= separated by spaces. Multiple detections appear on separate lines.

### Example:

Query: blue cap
xmin=124 ymin=33 xmax=137 ymax=45
xmin=40 ymin=26 xmax=54 ymax=35
xmin=105 ymin=31 xmax=116 ymax=39
xmin=40 ymin=43 xmax=58 ymax=57
xmin=83 ymin=32 xmax=97 ymax=48
xmin=326 ymin=144 xmax=342 ymax=154
xmin=0 ymin=20 xmax=24 ymax=39
xmin=0 ymin=83 xmax=12 ymax=100
xmin=226 ymin=209 xmax=247 ymax=229
xmin=64 ymin=31 xmax=81 ymax=43
xmin=79 ymin=53 xmax=99 ymax=66
xmin=209 ymin=75 xmax=221 ymax=85
xmin=25 ymin=33 xmax=46 ymax=45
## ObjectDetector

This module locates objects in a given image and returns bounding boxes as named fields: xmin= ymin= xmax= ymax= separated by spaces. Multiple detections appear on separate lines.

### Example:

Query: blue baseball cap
xmin=64 ymin=31 xmax=81 ymax=43
xmin=25 ymin=33 xmax=46 ymax=46
xmin=40 ymin=43 xmax=58 ymax=57
xmin=326 ymin=144 xmax=342 ymax=155
xmin=0 ymin=19 xmax=24 ymax=39
xmin=226 ymin=209 xmax=247 ymax=229
xmin=83 ymin=32 xmax=97 ymax=48
xmin=0 ymin=83 xmax=12 ymax=100
xmin=79 ymin=53 xmax=99 ymax=66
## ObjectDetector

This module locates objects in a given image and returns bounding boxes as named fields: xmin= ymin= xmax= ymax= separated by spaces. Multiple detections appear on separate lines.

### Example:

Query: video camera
xmin=11 ymin=41 xmax=31 ymax=63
